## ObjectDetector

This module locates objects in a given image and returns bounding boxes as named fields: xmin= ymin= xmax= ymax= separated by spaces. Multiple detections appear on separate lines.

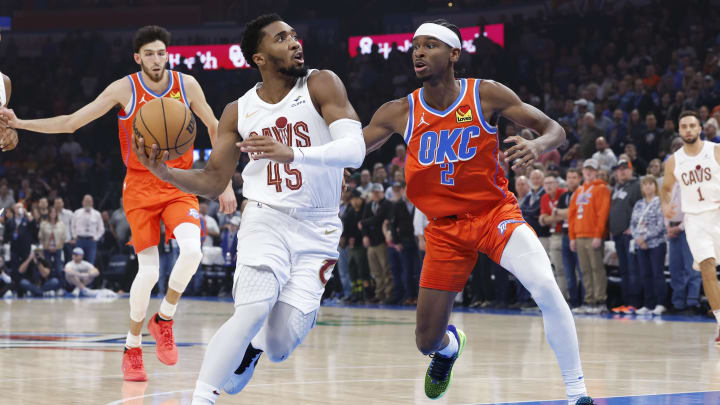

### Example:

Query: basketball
xmin=133 ymin=97 xmax=196 ymax=160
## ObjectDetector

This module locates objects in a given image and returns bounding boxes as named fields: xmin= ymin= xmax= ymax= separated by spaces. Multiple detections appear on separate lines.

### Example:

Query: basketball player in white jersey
xmin=0 ymin=30 xmax=19 ymax=151
xmin=131 ymin=14 xmax=365 ymax=404
xmin=661 ymin=110 xmax=720 ymax=343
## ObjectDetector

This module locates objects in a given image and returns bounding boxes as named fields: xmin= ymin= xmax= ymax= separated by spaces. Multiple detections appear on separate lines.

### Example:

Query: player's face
xmin=257 ymin=21 xmax=306 ymax=78
xmin=411 ymin=35 xmax=459 ymax=82
xmin=678 ymin=116 xmax=701 ymax=144
xmin=135 ymin=40 xmax=168 ymax=83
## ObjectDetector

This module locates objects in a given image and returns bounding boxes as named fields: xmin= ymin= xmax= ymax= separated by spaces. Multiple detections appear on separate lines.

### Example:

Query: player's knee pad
xmin=168 ymin=223 xmax=202 ymax=293
xmin=130 ymin=246 xmax=160 ymax=322
xmin=264 ymin=302 xmax=317 ymax=362
xmin=233 ymin=264 xmax=280 ymax=308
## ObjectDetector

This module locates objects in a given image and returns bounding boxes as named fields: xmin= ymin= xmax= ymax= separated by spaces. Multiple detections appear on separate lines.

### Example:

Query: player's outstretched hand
xmin=132 ymin=134 xmax=171 ymax=181
xmin=237 ymin=136 xmax=294 ymax=164
xmin=0 ymin=107 xmax=20 ymax=129
xmin=504 ymin=136 xmax=543 ymax=171
xmin=0 ymin=127 xmax=18 ymax=152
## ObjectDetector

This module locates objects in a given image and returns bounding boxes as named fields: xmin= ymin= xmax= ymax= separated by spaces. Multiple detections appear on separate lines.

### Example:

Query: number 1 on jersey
xmin=697 ymin=186 xmax=705 ymax=201
xmin=440 ymin=162 xmax=455 ymax=186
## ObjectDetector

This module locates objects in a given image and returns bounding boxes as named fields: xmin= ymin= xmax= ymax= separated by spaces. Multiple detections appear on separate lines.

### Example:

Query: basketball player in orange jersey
xmin=362 ymin=20 xmax=593 ymax=405
xmin=0 ymin=26 xmax=238 ymax=382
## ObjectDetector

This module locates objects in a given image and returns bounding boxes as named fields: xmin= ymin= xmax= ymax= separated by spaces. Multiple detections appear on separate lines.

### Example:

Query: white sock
xmin=562 ymin=367 xmax=587 ymax=403
xmin=713 ymin=309 xmax=720 ymax=325
xmin=125 ymin=331 xmax=141 ymax=348
xmin=159 ymin=298 xmax=177 ymax=319
xmin=192 ymin=380 xmax=220 ymax=405
xmin=436 ymin=330 xmax=458 ymax=357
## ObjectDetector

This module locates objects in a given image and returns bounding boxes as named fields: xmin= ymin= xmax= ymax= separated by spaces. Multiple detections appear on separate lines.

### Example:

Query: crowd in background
xmin=1 ymin=1 xmax=719 ymax=315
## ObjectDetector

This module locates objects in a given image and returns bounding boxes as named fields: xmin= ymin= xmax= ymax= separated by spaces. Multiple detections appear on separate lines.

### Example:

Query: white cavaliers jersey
xmin=673 ymin=141 xmax=720 ymax=214
xmin=0 ymin=71 xmax=6 ymax=106
xmin=236 ymin=70 xmax=341 ymax=210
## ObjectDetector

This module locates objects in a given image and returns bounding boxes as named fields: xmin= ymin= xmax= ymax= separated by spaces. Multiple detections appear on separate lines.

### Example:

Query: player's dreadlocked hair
xmin=133 ymin=25 xmax=171 ymax=53
xmin=241 ymin=14 xmax=283 ymax=69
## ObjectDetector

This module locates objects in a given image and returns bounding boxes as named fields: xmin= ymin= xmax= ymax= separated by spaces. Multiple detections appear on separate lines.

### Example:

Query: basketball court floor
xmin=1 ymin=296 xmax=719 ymax=404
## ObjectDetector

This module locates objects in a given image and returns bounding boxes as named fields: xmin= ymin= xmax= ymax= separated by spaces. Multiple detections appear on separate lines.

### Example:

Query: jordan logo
xmin=139 ymin=95 xmax=148 ymax=105
xmin=417 ymin=112 xmax=429 ymax=127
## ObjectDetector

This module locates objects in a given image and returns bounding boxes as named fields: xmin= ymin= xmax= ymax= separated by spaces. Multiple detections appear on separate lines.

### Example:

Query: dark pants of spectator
xmin=471 ymin=253 xmax=495 ymax=302
xmin=388 ymin=246 xmax=404 ymax=302
xmin=157 ymin=245 xmax=176 ymax=296
xmin=367 ymin=243 xmax=393 ymax=302
xmin=76 ymin=237 xmax=97 ymax=265
xmin=63 ymin=242 xmax=74 ymax=265
xmin=493 ymin=265 xmax=511 ymax=305
xmin=612 ymin=233 xmax=641 ymax=308
xmin=43 ymin=250 xmax=64 ymax=279
xmin=669 ymin=231 xmax=701 ymax=310
xmin=336 ymin=246 xmax=352 ymax=299
xmin=398 ymin=238 xmax=419 ymax=300
xmin=348 ymin=245 xmax=370 ymax=298
xmin=637 ymin=243 xmax=667 ymax=309
xmin=562 ymin=233 xmax=584 ymax=307
xmin=19 ymin=277 xmax=60 ymax=297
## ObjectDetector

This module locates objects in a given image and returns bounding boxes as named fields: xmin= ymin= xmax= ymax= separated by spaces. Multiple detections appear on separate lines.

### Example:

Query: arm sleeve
xmin=291 ymin=119 xmax=366 ymax=168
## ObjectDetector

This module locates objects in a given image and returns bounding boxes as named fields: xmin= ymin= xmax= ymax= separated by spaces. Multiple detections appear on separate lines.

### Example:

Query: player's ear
xmin=449 ymin=47 xmax=461 ymax=64
xmin=252 ymin=53 xmax=265 ymax=68
xmin=133 ymin=53 xmax=142 ymax=65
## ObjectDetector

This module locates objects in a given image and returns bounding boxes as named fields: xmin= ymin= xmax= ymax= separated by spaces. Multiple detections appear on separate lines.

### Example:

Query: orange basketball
xmin=133 ymin=97 xmax=196 ymax=160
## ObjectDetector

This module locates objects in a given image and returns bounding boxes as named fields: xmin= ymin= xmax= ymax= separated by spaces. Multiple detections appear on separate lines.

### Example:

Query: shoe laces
xmin=427 ymin=353 xmax=454 ymax=383
xmin=127 ymin=350 xmax=144 ymax=369
xmin=159 ymin=322 xmax=175 ymax=349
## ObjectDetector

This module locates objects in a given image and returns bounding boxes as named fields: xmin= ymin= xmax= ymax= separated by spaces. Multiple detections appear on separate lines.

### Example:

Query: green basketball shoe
xmin=424 ymin=324 xmax=466 ymax=400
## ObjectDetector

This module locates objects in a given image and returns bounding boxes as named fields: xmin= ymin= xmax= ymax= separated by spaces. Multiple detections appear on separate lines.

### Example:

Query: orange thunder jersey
xmin=117 ymin=70 xmax=193 ymax=172
xmin=404 ymin=78 xmax=516 ymax=219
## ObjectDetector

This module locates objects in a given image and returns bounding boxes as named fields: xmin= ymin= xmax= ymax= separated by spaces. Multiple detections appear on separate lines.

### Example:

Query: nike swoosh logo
xmin=245 ymin=110 xmax=258 ymax=118
xmin=324 ymin=229 xmax=337 ymax=235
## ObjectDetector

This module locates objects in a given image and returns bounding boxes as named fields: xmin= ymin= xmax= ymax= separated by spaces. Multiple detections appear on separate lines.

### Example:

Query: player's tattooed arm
xmin=478 ymin=80 xmax=566 ymax=170
xmin=132 ymin=101 xmax=241 ymax=200
xmin=0 ymin=78 xmax=129 ymax=134
xmin=363 ymin=98 xmax=409 ymax=154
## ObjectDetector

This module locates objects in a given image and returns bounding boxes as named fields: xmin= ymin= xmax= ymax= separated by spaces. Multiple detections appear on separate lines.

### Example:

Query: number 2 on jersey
xmin=267 ymin=163 xmax=302 ymax=192
xmin=440 ymin=162 xmax=455 ymax=186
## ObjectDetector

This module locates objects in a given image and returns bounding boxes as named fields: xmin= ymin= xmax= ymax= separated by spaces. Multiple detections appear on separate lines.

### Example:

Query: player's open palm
xmin=132 ymin=134 xmax=171 ymax=181
xmin=504 ymin=136 xmax=543 ymax=170
xmin=237 ymin=135 xmax=294 ymax=163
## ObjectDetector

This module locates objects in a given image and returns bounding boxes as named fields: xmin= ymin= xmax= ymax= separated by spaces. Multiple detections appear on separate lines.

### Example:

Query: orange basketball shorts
xmin=419 ymin=201 xmax=526 ymax=292
xmin=122 ymin=170 xmax=203 ymax=253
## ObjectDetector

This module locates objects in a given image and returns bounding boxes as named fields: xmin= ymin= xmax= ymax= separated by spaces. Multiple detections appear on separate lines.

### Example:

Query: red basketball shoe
xmin=148 ymin=313 xmax=178 ymax=365
xmin=122 ymin=347 xmax=148 ymax=382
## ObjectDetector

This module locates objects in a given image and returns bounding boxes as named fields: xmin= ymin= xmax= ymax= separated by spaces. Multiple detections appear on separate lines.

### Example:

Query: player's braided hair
xmin=241 ymin=14 xmax=283 ymax=69
xmin=133 ymin=25 xmax=171 ymax=53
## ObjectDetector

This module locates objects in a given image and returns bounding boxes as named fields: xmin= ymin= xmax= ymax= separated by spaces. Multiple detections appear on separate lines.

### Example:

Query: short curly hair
xmin=241 ymin=14 xmax=283 ymax=69
xmin=133 ymin=25 xmax=171 ymax=53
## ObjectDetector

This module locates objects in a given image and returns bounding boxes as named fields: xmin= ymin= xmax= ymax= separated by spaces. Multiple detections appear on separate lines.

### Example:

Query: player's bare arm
xmin=238 ymin=69 xmax=365 ymax=168
xmin=660 ymin=155 xmax=677 ymax=218
xmin=0 ymin=78 xmax=130 ymax=134
xmin=132 ymin=101 xmax=241 ymax=200
xmin=479 ymin=80 xmax=566 ymax=170
xmin=182 ymin=73 xmax=237 ymax=214
xmin=363 ymin=98 xmax=409 ymax=154
xmin=0 ymin=73 xmax=18 ymax=151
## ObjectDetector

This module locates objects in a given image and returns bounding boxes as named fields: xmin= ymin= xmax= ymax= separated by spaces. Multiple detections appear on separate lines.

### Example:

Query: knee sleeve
xmin=130 ymin=246 xmax=160 ymax=322
xmin=233 ymin=264 xmax=280 ymax=307
xmin=253 ymin=302 xmax=317 ymax=363
xmin=168 ymin=223 xmax=203 ymax=293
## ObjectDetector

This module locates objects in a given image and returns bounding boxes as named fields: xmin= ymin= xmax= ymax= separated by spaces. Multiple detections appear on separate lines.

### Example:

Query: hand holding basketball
xmin=133 ymin=97 xmax=196 ymax=161
xmin=132 ymin=133 xmax=171 ymax=182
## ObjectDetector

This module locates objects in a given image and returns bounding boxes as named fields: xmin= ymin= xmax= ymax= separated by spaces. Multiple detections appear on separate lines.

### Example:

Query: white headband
xmin=413 ymin=23 xmax=462 ymax=49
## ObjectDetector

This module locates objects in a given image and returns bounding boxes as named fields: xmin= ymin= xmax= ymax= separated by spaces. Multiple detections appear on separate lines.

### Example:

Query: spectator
xmin=555 ymin=168 xmax=584 ymax=307
xmin=389 ymin=182 xmax=419 ymax=305
xmin=356 ymin=169 xmax=377 ymax=198
xmin=569 ymin=158 xmax=611 ymax=314
xmin=516 ymin=169 xmax=549 ymax=308
xmin=360 ymin=183 xmax=394 ymax=304
xmin=53 ymin=197 xmax=74 ymax=262
xmin=3 ymin=202 xmax=38 ymax=278
xmin=59 ymin=135 xmax=82 ymax=160
xmin=624 ymin=143 xmax=647 ymax=175
xmin=0 ymin=256 xmax=12 ymax=298
xmin=539 ymin=175 xmax=568 ymax=300
xmin=657 ymin=119 xmax=679 ymax=159
xmin=514 ymin=175 xmax=530 ymax=202
xmin=342 ymin=189 xmax=370 ymax=302
xmin=608 ymin=108 xmax=628 ymax=153
xmin=390 ymin=144 xmax=407 ymax=169
xmin=109 ymin=199 xmax=131 ymax=250
xmin=578 ymin=112 xmax=605 ymax=159
xmin=647 ymin=158 xmax=663 ymax=185
xmin=636 ymin=113 xmax=661 ymax=162
xmin=38 ymin=207 xmax=67 ymax=277
xmin=0 ymin=184 xmax=15 ymax=210
xmin=18 ymin=250 xmax=60 ymax=297
xmin=630 ymin=175 xmax=667 ymax=316
xmin=705 ymin=118 xmax=720 ymax=143
xmin=71 ymin=194 xmax=104 ymax=265
xmin=608 ymin=158 xmax=642 ymax=314
xmin=64 ymin=247 xmax=100 ymax=296
xmin=199 ymin=201 xmax=219 ymax=248
xmin=665 ymin=180 xmax=702 ymax=315
xmin=591 ymin=136 xmax=618 ymax=172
